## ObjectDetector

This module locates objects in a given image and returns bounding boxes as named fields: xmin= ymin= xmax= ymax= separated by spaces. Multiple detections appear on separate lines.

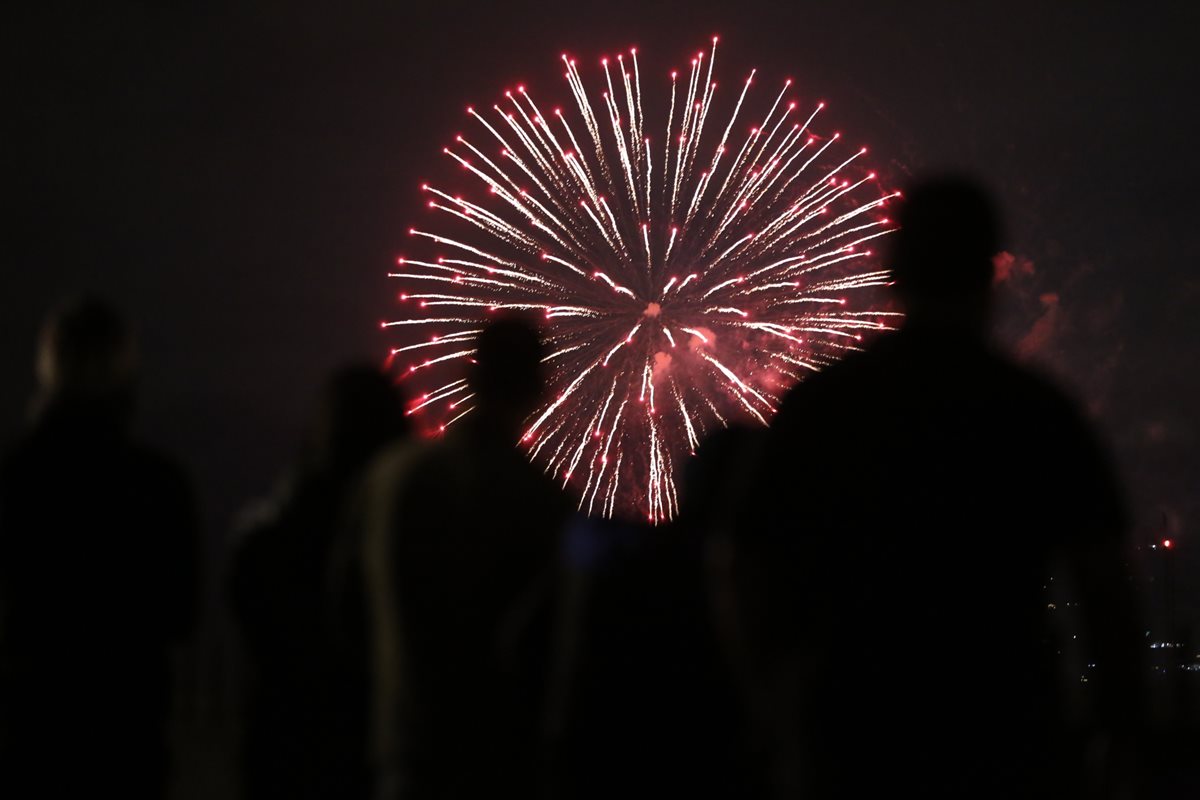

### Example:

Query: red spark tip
xmin=785 ymin=78 xmax=793 ymax=86
xmin=601 ymin=57 xmax=608 ymax=65
xmin=712 ymin=35 xmax=719 ymax=43
xmin=517 ymin=84 xmax=525 ymax=92
xmin=466 ymin=105 xmax=473 ymax=114
xmin=555 ymin=107 xmax=562 ymax=115
xmin=671 ymin=70 xmax=677 ymax=78
xmin=439 ymin=425 xmax=446 ymax=432
xmin=868 ymin=172 xmax=876 ymax=179
xmin=396 ymin=257 xmax=406 ymax=264
xmin=442 ymin=147 xmax=450 ymax=154
xmin=408 ymin=365 xmax=416 ymax=372
xmin=631 ymin=46 xmax=637 ymax=54
xmin=1164 ymin=539 xmax=1174 ymax=549
xmin=789 ymin=101 xmax=797 ymax=109
xmin=505 ymin=90 xmax=512 ymax=97
xmin=860 ymin=147 xmax=868 ymax=154
xmin=379 ymin=321 xmax=386 ymax=329
xmin=833 ymin=132 xmax=841 ymax=139
xmin=399 ymin=293 xmax=408 ymax=300
xmin=818 ymin=101 xmax=826 ymax=108
xmin=427 ymin=200 xmax=435 ymax=208
xmin=407 ymin=228 xmax=415 ymax=235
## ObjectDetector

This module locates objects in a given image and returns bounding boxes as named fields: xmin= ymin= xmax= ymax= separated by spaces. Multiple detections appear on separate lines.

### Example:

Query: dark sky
xmin=3 ymin=2 xmax=1197 ymax=609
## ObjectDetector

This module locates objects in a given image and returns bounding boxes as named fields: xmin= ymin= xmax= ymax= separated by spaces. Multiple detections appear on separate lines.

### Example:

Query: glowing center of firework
xmin=385 ymin=39 xmax=899 ymax=522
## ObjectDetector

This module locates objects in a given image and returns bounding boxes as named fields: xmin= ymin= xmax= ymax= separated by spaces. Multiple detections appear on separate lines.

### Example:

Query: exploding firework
xmin=385 ymin=39 xmax=899 ymax=522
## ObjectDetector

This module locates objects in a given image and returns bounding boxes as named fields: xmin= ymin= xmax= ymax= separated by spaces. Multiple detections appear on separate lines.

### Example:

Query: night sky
xmin=3 ymin=3 xmax=1197 ymax=614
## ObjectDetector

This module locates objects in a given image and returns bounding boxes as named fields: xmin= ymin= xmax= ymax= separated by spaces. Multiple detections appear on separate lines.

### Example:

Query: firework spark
xmin=386 ymin=39 xmax=899 ymax=522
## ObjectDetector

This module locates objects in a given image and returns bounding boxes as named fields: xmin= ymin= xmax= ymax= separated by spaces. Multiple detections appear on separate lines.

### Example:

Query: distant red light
xmin=1163 ymin=539 xmax=1174 ymax=549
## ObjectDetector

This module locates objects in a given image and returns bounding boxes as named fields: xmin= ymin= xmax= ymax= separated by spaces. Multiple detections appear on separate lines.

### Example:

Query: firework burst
xmin=385 ymin=39 xmax=899 ymax=522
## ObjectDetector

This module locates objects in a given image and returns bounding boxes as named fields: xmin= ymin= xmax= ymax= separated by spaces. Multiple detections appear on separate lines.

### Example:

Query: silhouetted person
xmin=733 ymin=177 xmax=1140 ymax=798
xmin=553 ymin=508 xmax=753 ymax=800
xmin=0 ymin=297 xmax=197 ymax=798
xmin=231 ymin=365 xmax=408 ymax=800
xmin=362 ymin=315 xmax=570 ymax=799
xmin=543 ymin=428 xmax=768 ymax=800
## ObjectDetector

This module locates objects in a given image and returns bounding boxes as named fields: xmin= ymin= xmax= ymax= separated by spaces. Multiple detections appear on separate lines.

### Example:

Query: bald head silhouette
xmin=34 ymin=296 xmax=138 ymax=424
xmin=889 ymin=176 xmax=1001 ymax=334
xmin=469 ymin=313 xmax=545 ymax=436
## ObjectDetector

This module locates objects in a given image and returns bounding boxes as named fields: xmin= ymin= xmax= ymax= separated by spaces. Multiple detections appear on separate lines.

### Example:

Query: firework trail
xmin=385 ymin=39 xmax=899 ymax=522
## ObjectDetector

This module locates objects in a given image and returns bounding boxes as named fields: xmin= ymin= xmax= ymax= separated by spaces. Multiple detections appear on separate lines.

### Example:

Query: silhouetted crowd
xmin=0 ymin=179 xmax=1156 ymax=798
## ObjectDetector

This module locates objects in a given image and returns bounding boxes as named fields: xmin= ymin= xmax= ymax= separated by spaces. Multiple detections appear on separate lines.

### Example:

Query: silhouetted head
xmin=315 ymin=365 xmax=409 ymax=474
xmin=35 ymin=296 xmax=137 ymax=417
xmin=470 ymin=313 xmax=545 ymax=430
xmin=890 ymin=176 xmax=1001 ymax=333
